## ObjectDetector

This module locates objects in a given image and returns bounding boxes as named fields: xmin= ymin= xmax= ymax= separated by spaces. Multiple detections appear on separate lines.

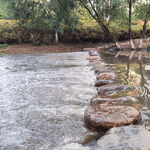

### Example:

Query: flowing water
xmin=1 ymin=51 xmax=150 ymax=150
xmin=0 ymin=52 xmax=97 ymax=150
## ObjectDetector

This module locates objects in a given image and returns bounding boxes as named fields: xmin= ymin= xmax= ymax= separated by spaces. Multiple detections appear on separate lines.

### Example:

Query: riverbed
xmin=0 ymin=52 xmax=97 ymax=150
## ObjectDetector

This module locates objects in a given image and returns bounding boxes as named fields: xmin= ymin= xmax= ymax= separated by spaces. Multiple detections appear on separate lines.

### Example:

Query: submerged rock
xmin=90 ymin=97 xmax=120 ymax=106
xmin=84 ymin=105 xmax=140 ymax=131
xmin=89 ymin=51 xmax=99 ymax=56
xmin=95 ymin=68 xmax=111 ymax=74
xmin=95 ymin=80 xmax=113 ymax=87
xmin=97 ymin=72 xmax=116 ymax=80
xmin=60 ymin=143 xmax=90 ymax=150
xmin=97 ymin=84 xmax=128 ymax=98
xmin=95 ymin=125 xmax=150 ymax=150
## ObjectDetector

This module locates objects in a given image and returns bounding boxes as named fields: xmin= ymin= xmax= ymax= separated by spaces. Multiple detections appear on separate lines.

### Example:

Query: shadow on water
xmin=100 ymin=53 xmax=150 ymax=130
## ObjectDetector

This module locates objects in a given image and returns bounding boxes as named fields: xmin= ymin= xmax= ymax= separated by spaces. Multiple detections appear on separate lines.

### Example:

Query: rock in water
xmin=60 ymin=143 xmax=90 ymax=150
xmin=88 ymin=56 xmax=100 ymax=61
xmin=95 ymin=80 xmax=113 ymax=87
xmin=89 ymin=51 xmax=99 ymax=56
xmin=84 ymin=105 xmax=140 ymax=131
xmin=95 ymin=125 xmax=150 ymax=150
xmin=97 ymin=72 xmax=116 ymax=80
xmin=97 ymin=84 xmax=128 ymax=97
xmin=90 ymin=97 xmax=120 ymax=106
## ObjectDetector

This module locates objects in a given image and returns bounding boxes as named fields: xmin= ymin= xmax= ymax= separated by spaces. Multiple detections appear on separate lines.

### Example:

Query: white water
xmin=0 ymin=52 xmax=97 ymax=150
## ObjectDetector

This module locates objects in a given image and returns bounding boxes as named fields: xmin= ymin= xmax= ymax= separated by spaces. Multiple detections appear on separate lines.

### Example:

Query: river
xmin=0 ymin=52 xmax=97 ymax=150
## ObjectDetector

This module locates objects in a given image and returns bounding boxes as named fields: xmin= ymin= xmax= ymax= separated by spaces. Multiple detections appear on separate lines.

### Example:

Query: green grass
xmin=0 ymin=44 xmax=8 ymax=56
xmin=0 ymin=43 xmax=8 ymax=49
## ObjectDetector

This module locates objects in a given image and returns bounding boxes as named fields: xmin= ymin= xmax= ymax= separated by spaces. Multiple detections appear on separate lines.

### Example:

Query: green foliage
xmin=0 ymin=43 xmax=8 ymax=56
xmin=147 ymin=45 xmax=150 ymax=53
xmin=0 ymin=0 xmax=14 ymax=19
xmin=134 ymin=3 xmax=150 ymax=20
xmin=0 ymin=0 xmax=150 ymax=44
xmin=0 ymin=19 xmax=20 ymax=43
xmin=0 ymin=44 xmax=8 ymax=49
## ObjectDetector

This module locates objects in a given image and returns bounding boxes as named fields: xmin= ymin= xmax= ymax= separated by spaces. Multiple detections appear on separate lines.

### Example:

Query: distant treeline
xmin=0 ymin=0 xmax=150 ymax=47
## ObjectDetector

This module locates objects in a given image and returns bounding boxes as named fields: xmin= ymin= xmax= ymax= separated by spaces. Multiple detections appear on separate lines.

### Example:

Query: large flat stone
xmin=84 ymin=105 xmax=140 ymax=131
xmin=95 ymin=125 xmax=150 ymax=150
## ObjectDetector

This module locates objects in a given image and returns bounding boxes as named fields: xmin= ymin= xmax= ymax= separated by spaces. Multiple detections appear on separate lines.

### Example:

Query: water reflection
xmin=101 ymin=53 xmax=150 ymax=130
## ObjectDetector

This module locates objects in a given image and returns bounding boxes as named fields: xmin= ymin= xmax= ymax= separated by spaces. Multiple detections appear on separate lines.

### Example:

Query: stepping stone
xmin=84 ymin=105 xmax=140 ymax=131
xmin=90 ymin=97 xmax=120 ymax=106
xmin=95 ymin=68 xmax=111 ymax=74
xmin=97 ymin=72 xmax=116 ymax=80
xmin=95 ymin=80 xmax=113 ymax=87
xmin=89 ymin=51 xmax=99 ymax=56
xmin=88 ymin=56 xmax=100 ymax=61
xmin=95 ymin=125 xmax=150 ymax=150
xmin=98 ymin=84 xmax=128 ymax=98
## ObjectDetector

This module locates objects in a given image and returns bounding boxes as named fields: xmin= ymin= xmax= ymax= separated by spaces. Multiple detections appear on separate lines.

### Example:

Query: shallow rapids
xmin=0 ymin=52 xmax=97 ymax=150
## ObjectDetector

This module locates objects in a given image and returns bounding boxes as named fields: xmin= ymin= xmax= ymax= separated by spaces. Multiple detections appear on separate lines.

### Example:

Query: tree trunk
xmin=138 ymin=3 xmax=150 ymax=49
xmin=79 ymin=0 xmax=122 ymax=50
xmin=129 ymin=0 xmax=136 ymax=50
xmin=55 ymin=31 xmax=59 ymax=44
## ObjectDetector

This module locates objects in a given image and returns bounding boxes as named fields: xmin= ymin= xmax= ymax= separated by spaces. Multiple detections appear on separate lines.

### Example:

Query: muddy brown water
xmin=0 ymin=52 xmax=98 ymax=150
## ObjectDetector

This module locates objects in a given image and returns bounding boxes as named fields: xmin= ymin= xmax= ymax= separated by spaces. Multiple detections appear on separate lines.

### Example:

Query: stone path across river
xmin=82 ymin=49 xmax=150 ymax=150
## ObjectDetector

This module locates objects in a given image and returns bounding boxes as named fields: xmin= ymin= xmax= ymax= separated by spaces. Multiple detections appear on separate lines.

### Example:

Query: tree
xmin=35 ymin=0 xmax=78 ymax=43
xmin=8 ymin=0 xmax=78 ymax=44
xmin=0 ymin=0 xmax=14 ymax=19
xmin=78 ymin=0 xmax=129 ymax=50
xmin=128 ymin=0 xmax=136 ymax=50
xmin=134 ymin=0 xmax=150 ymax=49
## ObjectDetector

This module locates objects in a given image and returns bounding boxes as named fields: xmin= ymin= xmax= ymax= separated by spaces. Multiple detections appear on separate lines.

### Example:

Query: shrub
xmin=147 ymin=45 xmax=150 ymax=53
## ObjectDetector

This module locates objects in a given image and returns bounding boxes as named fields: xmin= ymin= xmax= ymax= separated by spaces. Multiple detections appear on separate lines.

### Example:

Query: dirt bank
xmin=2 ymin=43 xmax=101 ymax=54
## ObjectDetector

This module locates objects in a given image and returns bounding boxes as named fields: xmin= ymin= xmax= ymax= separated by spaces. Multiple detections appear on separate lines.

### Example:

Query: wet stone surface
xmin=88 ymin=56 xmax=100 ymax=61
xmin=97 ymin=72 xmax=116 ymax=80
xmin=90 ymin=97 xmax=121 ymax=106
xmin=97 ymin=84 xmax=128 ymax=98
xmin=84 ymin=104 xmax=140 ymax=131
xmin=95 ymin=80 xmax=113 ymax=87
xmin=95 ymin=125 xmax=150 ymax=150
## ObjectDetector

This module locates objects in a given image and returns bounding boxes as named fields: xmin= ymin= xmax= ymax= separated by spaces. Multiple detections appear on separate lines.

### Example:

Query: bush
xmin=147 ymin=45 xmax=150 ymax=53
xmin=0 ymin=19 xmax=19 ymax=43
xmin=0 ymin=43 xmax=8 ymax=49
xmin=0 ymin=19 xmax=150 ymax=44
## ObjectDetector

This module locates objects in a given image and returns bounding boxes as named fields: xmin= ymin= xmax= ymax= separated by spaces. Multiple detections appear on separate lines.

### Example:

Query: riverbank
xmin=2 ymin=38 xmax=150 ymax=55
xmin=2 ymin=43 xmax=102 ymax=54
